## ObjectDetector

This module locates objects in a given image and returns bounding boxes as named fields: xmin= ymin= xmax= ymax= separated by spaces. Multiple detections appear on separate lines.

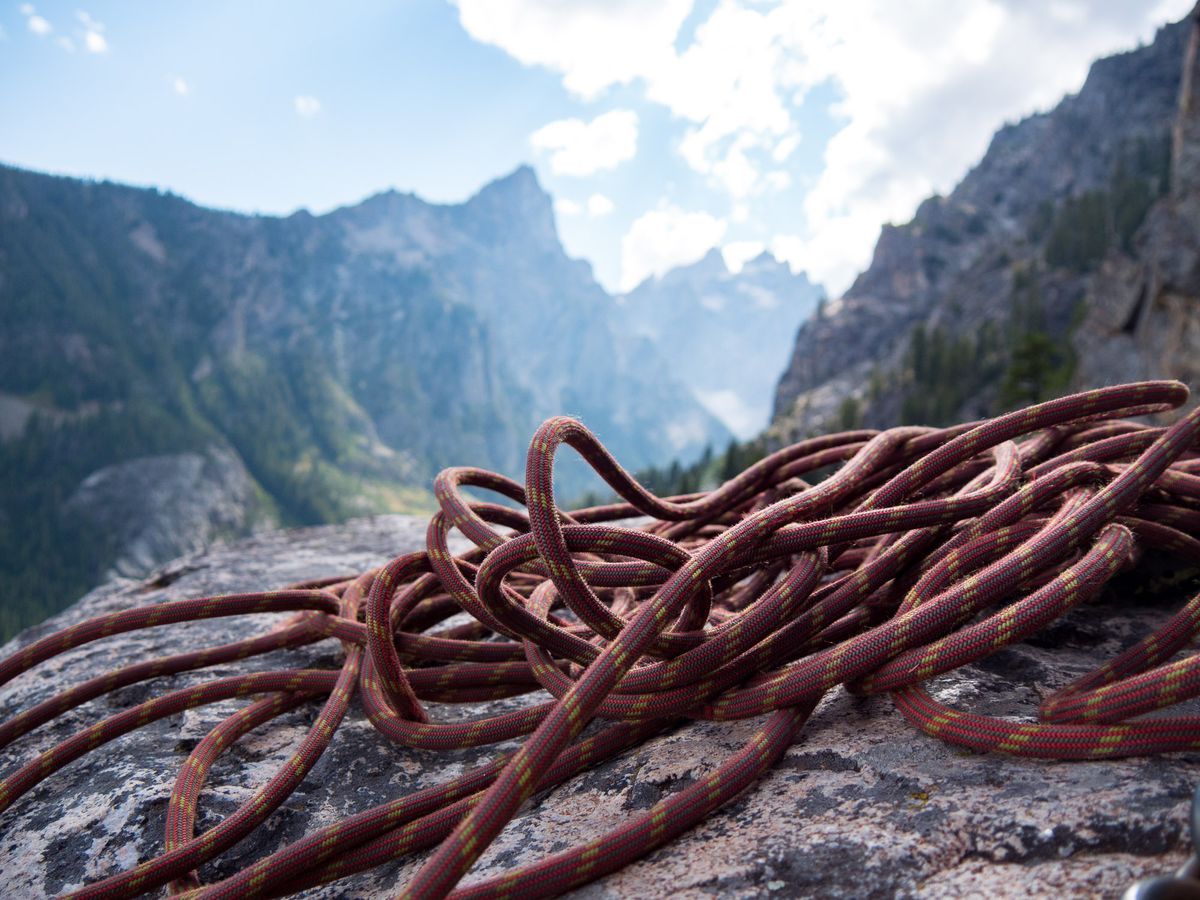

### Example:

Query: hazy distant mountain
xmin=330 ymin=167 xmax=729 ymax=473
xmin=0 ymin=163 xmax=728 ymax=636
xmin=771 ymin=12 xmax=1194 ymax=438
xmin=617 ymin=249 xmax=823 ymax=438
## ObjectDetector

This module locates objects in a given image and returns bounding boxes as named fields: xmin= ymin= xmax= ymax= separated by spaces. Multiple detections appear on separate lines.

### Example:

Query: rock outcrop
xmin=0 ymin=516 xmax=1194 ymax=898
xmin=1074 ymin=5 xmax=1200 ymax=407
xmin=62 ymin=444 xmax=271 ymax=579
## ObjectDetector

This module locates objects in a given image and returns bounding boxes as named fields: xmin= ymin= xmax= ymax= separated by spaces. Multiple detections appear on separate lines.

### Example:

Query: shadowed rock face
xmin=62 ymin=444 xmax=268 ymax=579
xmin=1074 ymin=6 xmax=1200 ymax=412
xmin=0 ymin=515 xmax=1195 ymax=898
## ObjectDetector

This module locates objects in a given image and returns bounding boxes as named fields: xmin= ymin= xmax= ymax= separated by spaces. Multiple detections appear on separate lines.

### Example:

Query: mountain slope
xmin=0 ymin=164 xmax=728 ymax=636
xmin=330 ymin=168 xmax=730 ymax=473
xmin=771 ymin=15 xmax=1190 ymax=437
xmin=616 ymin=249 xmax=823 ymax=438
xmin=1073 ymin=9 xmax=1200 ymax=402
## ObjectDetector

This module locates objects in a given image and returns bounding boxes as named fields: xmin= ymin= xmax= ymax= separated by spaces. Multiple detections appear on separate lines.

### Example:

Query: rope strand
xmin=0 ymin=381 xmax=1197 ymax=898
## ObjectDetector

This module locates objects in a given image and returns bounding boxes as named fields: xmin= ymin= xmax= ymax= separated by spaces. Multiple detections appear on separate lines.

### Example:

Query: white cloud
xmin=620 ymin=202 xmax=726 ymax=291
xmin=696 ymin=388 xmax=764 ymax=439
xmin=20 ymin=6 xmax=111 ymax=53
xmin=554 ymin=197 xmax=581 ymax=217
xmin=558 ymin=194 xmax=619 ymax=218
xmin=530 ymin=109 xmax=638 ymax=176
xmin=173 ymin=77 xmax=190 ymax=97
xmin=721 ymin=240 xmax=765 ymax=273
xmin=765 ymin=170 xmax=791 ymax=191
xmin=77 ymin=10 xmax=107 ymax=53
xmin=587 ymin=193 xmax=614 ymax=217
xmin=709 ymin=134 xmax=765 ymax=199
xmin=651 ymin=3 xmax=793 ymax=198
xmin=772 ymin=219 xmax=872 ymax=293
xmin=451 ymin=0 xmax=693 ymax=99
xmin=455 ymin=0 xmax=1193 ymax=296
xmin=772 ymin=133 xmax=800 ymax=163
xmin=551 ymin=191 xmax=613 ymax=224
xmin=293 ymin=95 xmax=322 ymax=118
xmin=21 ymin=4 xmax=52 ymax=36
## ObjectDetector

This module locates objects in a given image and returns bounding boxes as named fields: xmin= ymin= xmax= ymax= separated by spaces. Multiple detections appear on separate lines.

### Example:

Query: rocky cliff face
xmin=0 ymin=164 xmax=729 ymax=637
xmin=771 ymin=15 xmax=1190 ymax=438
xmin=62 ymin=445 xmax=270 ymax=579
xmin=616 ymin=249 xmax=822 ymax=438
xmin=329 ymin=168 xmax=731 ymax=477
xmin=1074 ymin=6 xmax=1200 ymax=405
xmin=0 ymin=516 xmax=1193 ymax=897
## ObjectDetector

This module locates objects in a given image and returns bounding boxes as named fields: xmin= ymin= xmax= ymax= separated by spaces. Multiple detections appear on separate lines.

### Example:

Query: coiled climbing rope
xmin=2 ymin=380 xmax=1200 ymax=898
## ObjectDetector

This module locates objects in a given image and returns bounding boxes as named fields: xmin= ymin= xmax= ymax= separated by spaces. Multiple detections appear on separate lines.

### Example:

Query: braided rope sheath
xmin=0 ymin=381 xmax=1199 ymax=899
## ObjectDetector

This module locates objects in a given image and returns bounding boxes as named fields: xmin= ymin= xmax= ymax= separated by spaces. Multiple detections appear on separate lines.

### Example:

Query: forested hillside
xmin=0 ymin=165 xmax=729 ymax=637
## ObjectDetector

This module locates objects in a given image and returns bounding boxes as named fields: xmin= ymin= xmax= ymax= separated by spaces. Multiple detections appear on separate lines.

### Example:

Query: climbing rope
xmin=1 ymin=380 xmax=1200 ymax=898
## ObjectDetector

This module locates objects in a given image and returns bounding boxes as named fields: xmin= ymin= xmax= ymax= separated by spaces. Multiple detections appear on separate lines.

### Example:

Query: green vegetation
xmin=895 ymin=267 xmax=1078 ymax=424
xmin=0 ymin=408 xmax=171 ymax=643
xmin=896 ymin=137 xmax=1167 ymax=426
xmin=717 ymin=437 xmax=768 ymax=484
xmin=1044 ymin=190 xmax=1111 ymax=272
xmin=0 ymin=170 xmax=432 ymax=641
xmin=996 ymin=272 xmax=1078 ymax=410
xmin=1044 ymin=136 xmax=1170 ymax=271
xmin=0 ymin=367 xmax=429 ymax=641
xmin=574 ymin=437 xmax=769 ymax=510
xmin=897 ymin=322 xmax=1005 ymax=426
xmin=837 ymin=396 xmax=861 ymax=430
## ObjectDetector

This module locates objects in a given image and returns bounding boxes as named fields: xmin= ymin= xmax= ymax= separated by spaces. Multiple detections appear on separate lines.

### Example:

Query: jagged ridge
xmin=771 ymin=14 xmax=1192 ymax=437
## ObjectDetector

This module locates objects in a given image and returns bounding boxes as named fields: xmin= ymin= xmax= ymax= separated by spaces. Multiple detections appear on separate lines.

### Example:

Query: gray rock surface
xmin=63 ymin=444 xmax=271 ymax=579
xmin=1074 ymin=7 xmax=1200 ymax=411
xmin=0 ymin=514 xmax=1195 ymax=898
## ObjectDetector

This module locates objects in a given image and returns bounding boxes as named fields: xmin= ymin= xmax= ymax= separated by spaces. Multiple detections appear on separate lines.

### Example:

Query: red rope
xmin=0 ymin=381 xmax=1198 ymax=899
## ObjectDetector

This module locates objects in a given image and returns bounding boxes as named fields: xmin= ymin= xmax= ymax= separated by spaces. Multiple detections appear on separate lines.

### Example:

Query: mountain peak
xmin=470 ymin=164 xmax=547 ymax=204
xmin=688 ymin=247 xmax=730 ymax=278
xmin=463 ymin=164 xmax=557 ymax=248
xmin=738 ymin=249 xmax=784 ymax=274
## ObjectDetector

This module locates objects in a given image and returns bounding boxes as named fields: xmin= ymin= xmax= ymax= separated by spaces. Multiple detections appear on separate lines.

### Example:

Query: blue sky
xmin=0 ymin=1 xmax=1191 ymax=294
